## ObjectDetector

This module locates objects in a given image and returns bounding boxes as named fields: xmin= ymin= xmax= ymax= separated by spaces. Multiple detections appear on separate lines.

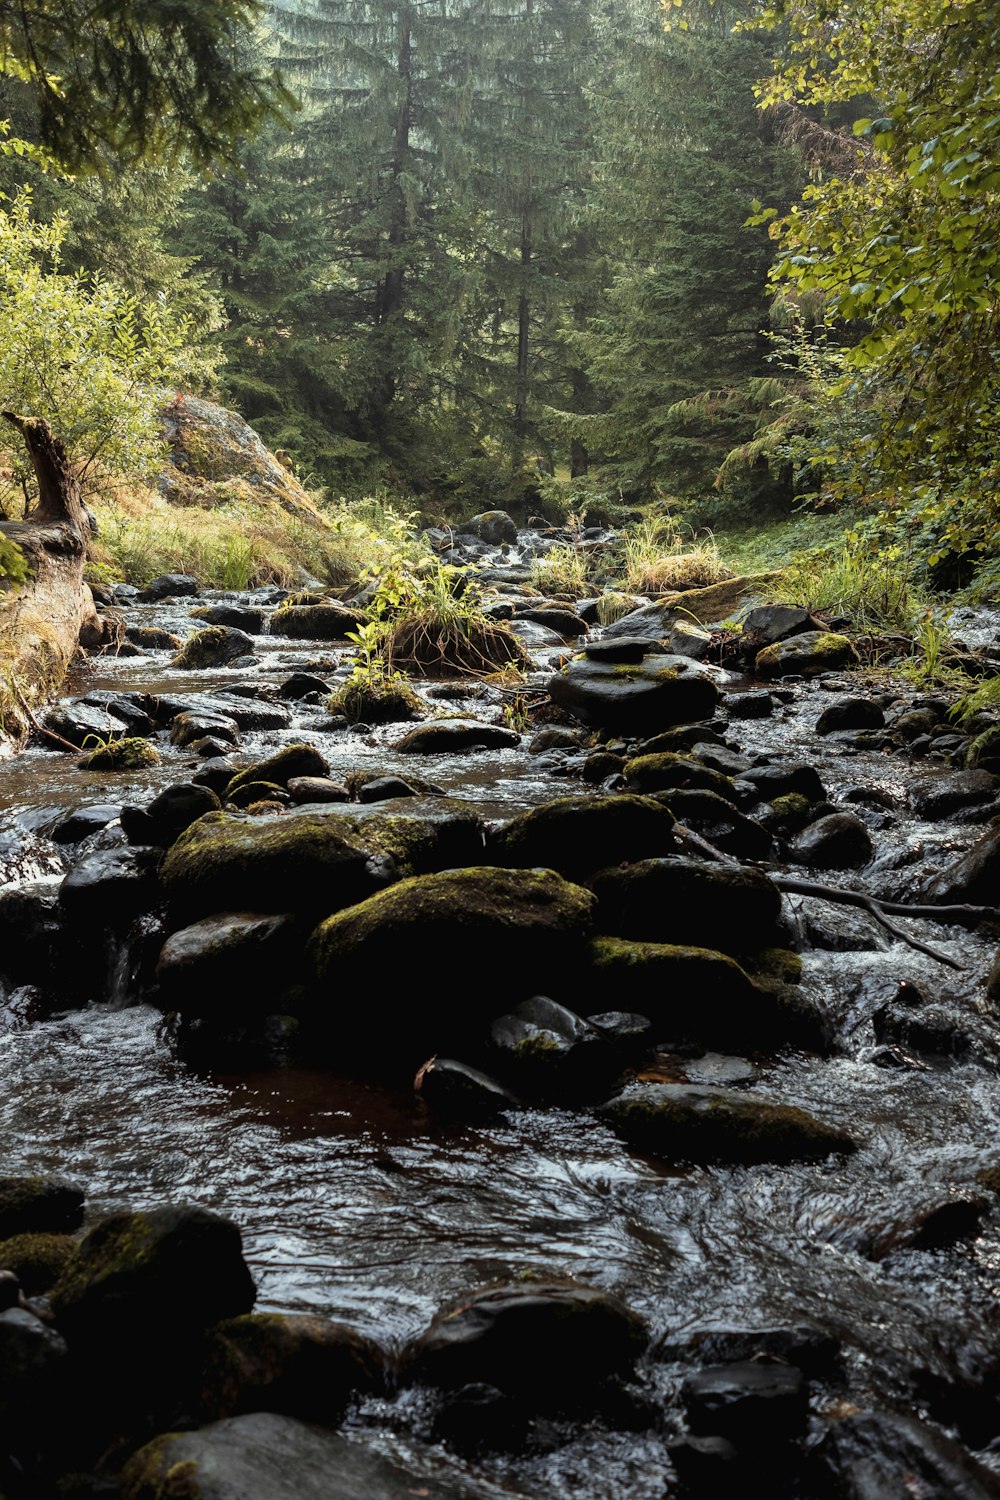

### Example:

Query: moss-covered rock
xmin=270 ymin=601 xmax=367 ymax=640
xmin=600 ymin=1083 xmax=857 ymax=1164
xmin=488 ymin=794 xmax=676 ymax=880
xmin=228 ymin=780 xmax=292 ymax=809
xmin=161 ymin=799 xmax=487 ymax=920
xmin=0 ymin=1175 xmax=84 ymax=1238
xmin=767 ymin=792 xmax=813 ymax=832
xmin=170 ymin=626 xmax=255 ymax=670
xmin=755 ymin=631 xmax=859 ymax=679
xmin=78 ymin=736 xmax=160 ymax=771
xmin=126 ymin=626 xmax=182 ymax=651
xmin=199 ymin=1312 xmax=385 ymax=1423
xmin=623 ymin=752 xmax=739 ymax=802
xmin=589 ymin=856 xmax=784 ymax=954
xmin=328 ymin=675 xmax=423 ymax=724
xmin=228 ymin=744 xmax=329 ymax=797
xmin=0 ymin=1231 xmax=75 ymax=1294
xmin=547 ymin=652 xmax=720 ymax=735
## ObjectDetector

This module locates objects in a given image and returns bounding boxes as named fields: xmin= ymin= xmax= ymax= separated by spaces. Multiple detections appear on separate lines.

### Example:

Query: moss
xmin=228 ymin=781 xmax=290 ymax=809
xmin=768 ymin=792 xmax=812 ymax=832
xmin=119 ymin=1434 xmax=195 ymax=1500
xmin=270 ymin=603 xmax=363 ymax=640
xmin=748 ymin=947 xmax=803 ymax=984
xmin=170 ymin=626 xmax=250 ymax=670
xmin=129 ymin=626 xmax=182 ymax=650
xmin=328 ymin=675 xmax=423 ymax=724
xmin=226 ymin=744 xmax=329 ymax=797
xmin=755 ymin=630 xmax=859 ymax=679
xmin=623 ymin=752 xmax=737 ymax=801
xmin=602 ymin=1083 xmax=857 ymax=1164
xmin=79 ymin=736 xmax=160 ymax=771
xmin=0 ymin=1230 xmax=75 ymax=1292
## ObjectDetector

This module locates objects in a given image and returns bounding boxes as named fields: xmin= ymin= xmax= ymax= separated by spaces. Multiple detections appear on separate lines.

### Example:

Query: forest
xmin=5 ymin=5 xmax=1000 ymax=1500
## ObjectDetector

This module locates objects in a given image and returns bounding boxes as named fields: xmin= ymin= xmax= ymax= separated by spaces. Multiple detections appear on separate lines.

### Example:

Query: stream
xmin=4 ymin=543 xmax=1000 ymax=1496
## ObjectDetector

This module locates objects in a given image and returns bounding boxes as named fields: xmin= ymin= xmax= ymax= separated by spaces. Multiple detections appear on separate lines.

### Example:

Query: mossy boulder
xmin=600 ymin=1083 xmax=857 ymax=1164
xmin=0 ymin=1231 xmax=75 ymax=1294
xmin=407 ymin=1278 xmax=647 ymax=1406
xmin=160 ymin=799 xmax=487 ymax=920
xmin=190 ymin=604 xmax=265 ymax=634
xmin=329 ymin=675 xmax=423 ymax=724
xmin=488 ymin=794 xmax=676 ymax=880
xmin=226 ymin=743 xmax=330 ymax=798
xmin=623 ymin=752 xmax=739 ymax=803
xmin=309 ymin=867 xmax=596 ymax=1054
xmin=547 ymin=652 xmax=720 ymax=735
xmin=199 ymin=1312 xmax=385 ymax=1423
xmin=589 ymin=856 xmax=784 ymax=954
xmin=755 ymin=631 xmax=859 ymax=679
xmin=228 ymin=781 xmax=291 ymax=809
xmin=270 ymin=601 xmax=367 ymax=640
xmin=170 ymin=625 xmax=256 ymax=670
xmin=51 ymin=1205 xmax=256 ymax=1359
xmin=0 ymin=1175 xmax=84 ymax=1238
xmin=78 ymin=736 xmax=160 ymax=771
xmin=126 ymin=625 xmax=183 ymax=651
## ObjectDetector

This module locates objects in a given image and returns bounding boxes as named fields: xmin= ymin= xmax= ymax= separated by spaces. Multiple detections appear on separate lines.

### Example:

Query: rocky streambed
xmin=5 ymin=523 xmax=1000 ymax=1497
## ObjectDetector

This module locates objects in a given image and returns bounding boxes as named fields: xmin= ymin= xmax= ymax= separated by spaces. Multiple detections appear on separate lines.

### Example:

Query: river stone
xmin=278 ymin=672 xmax=331 ymax=699
xmin=488 ymin=794 xmax=676 ymax=880
xmin=665 ymin=619 xmax=713 ymax=659
xmin=156 ymin=913 xmax=301 ymax=1016
xmin=161 ymin=799 xmax=486 ymax=919
xmin=813 ymin=1410 xmax=1000 ymax=1500
xmin=652 ymin=789 xmax=772 ymax=861
xmin=226 ymin=743 xmax=330 ymax=797
xmin=269 ymin=601 xmax=367 ymax=639
xmin=741 ymin=604 xmax=813 ymax=647
xmin=138 ymin=572 xmax=199 ymax=602
xmin=623 ymin=752 xmax=740 ymax=803
xmin=82 ymin=690 xmax=157 ymax=735
xmin=0 ymin=1306 xmax=69 ymax=1421
xmin=547 ymin=653 xmax=720 ymax=735
xmin=170 ymin=710 xmax=241 ymax=748
xmin=584 ymin=636 xmax=652 ymax=663
xmin=140 ymin=783 xmax=223 ymax=846
xmin=310 ymin=868 xmax=596 ymax=1046
xmin=590 ymin=857 xmax=783 ymax=953
xmin=600 ymin=601 xmax=673 ymax=641
xmin=199 ymin=1313 xmax=384 ymax=1423
xmin=408 ymin=1278 xmax=647 ymax=1404
xmin=414 ymin=1057 xmax=521 ymax=1120
xmin=0 ymin=1176 xmax=83 ymax=1238
xmin=659 ymin=1323 xmax=840 ymax=1376
xmin=518 ymin=605 xmax=588 ymax=636
xmin=727 ymin=689 xmax=774 ymax=719
xmin=600 ymin=1083 xmax=857 ymax=1164
xmin=171 ymin=626 xmax=256 ymax=670
xmin=50 ymin=803 xmax=122 ymax=843
xmin=682 ymin=1360 xmax=808 ymax=1441
xmin=395 ymin=720 xmax=521 ymax=753
xmin=488 ymin=995 xmax=615 ymax=1102
xmin=153 ymin=693 xmax=292 ymax=731
xmin=739 ymin=762 xmax=827 ymax=804
xmin=637 ymin=723 xmax=727 ymax=756
xmin=755 ymin=630 xmax=859 ymax=678
xmin=464 ymin=509 xmax=518 ymax=544
xmin=0 ymin=1230 xmax=74 ymax=1294
xmin=58 ymin=845 xmax=162 ymax=923
xmin=190 ymin=603 xmax=265 ymax=633
xmin=42 ymin=699 xmax=132 ymax=747
xmin=789 ymin=812 xmax=873 ymax=870
xmin=925 ymin=827 xmax=1000 ymax=905
xmin=126 ymin=625 xmax=182 ymax=651
xmin=121 ymin=1413 xmax=472 ymax=1500
xmin=51 ymin=1204 xmax=256 ymax=1354
xmin=909 ymin=769 xmax=999 ymax=818
xmin=287 ymin=775 xmax=350 ymax=803
xmin=0 ymin=880 xmax=69 ymax=986
xmin=816 ymin=697 xmax=887 ymax=735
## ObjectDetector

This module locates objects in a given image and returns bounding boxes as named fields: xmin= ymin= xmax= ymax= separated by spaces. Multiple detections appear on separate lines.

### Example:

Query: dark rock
xmin=190 ymin=604 xmax=265 ymax=633
xmin=925 ymin=827 xmax=1000 ymax=904
xmin=286 ymin=776 xmax=350 ymax=804
xmin=813 ymin=1410 xmax=1000 ymax=1499
xmin=192 ymin=761 xmax=240 ymax=795
xmin=0 ymin=1306 xmax=69 ymax=1422
xmin=0 ymin=880 xmax=70 ymax=987
xmin=170 ymin=710 xmax=241 ymax=748
xmin=488 ymin=995 xmax=615 ymax=1101
xmin=78 ymin=735 xmax=161 ymax=771
xmin=121 ymin=1412 xmax=471 ymax=1500
xmin=42 ymin=700 xmax=131 ymax=748
xmin=269 ymin=600 xmax=367 ymax=639
xmin=742 ymin=604 xmax=813 ymax=646
xmin=408 ymin=1278 xmax=646 ymax=1405
xmin=652 ymin=789 xmax=772 ymax=861
xmin=909 ymin=769 xmax=999 ymax=818
xmin=872 ymin=992 xmax=988 ymax=1062
xmin=278 ymin=672 xmax=331 ymax=700
xmin=547 ymin=653 xmax=720 ymax=735
xmin=692 ymin=742 xmax=751 ymax=778
xmin=171 ymin=626 xmax=256 ymax=669
xmin=528 ymin=727 xmax=588 ymax=753
xmin=228 ymin=780 xmax=291 ymax=810
xmin=395 ymin=720 xmax=520 ymax=754
xmin=138 ymin=573 xmax=199 ymax=602
xmin=584 ymin=636 xmax=653 ymax=663
xmin=358 ymin=776 xmax=420 ymax=802
xmin=0 ymin=1230 xmax=75 ymax=1293
xmin=739 ymin=763 xmax=827 ymax=803
xmin=590 ymin=856 xmax=783 ymax=953
xmin=226 ymin=743 xmax=330 ymax=797
xmin=154 ymin=693 xmax=291 ymax=731
xmin=600 ymin=1083 xmax=857 ymax=1164
xmin=600 ymin=601 xmax=673 ymax=640
xmin=756 ymin=631 xmax=859 ymax=678
xmin=156 ymin=912 xmax=301 ymax=1016
xmin=414 ymin=1057 xmax=520 ymax=1120
xmin=816 ymin=697 xmax=886 ymax=735
xmin=464 ymin=509 xmax=518 ymax=545
xmin=50 ymin=804 xmax=122 ymax=844
xmin=0 ymin=1175 xmax=83 ymax=1238
xmin=488 ymin=794 xmax=675 ymax=880
xmin=199 ymin=1312 xmax=384 ymax=1423
xmin=126 ymin=625 xmax=183 ymax=651
xmin=141 ymin=782 xmax=223 ymax=845
xmin=636 ymin=723 xmax=727 ymax=756
xmin=0 ymin=1270 xmax=18 ymax=1309
xmin=82 ymin=690 xmax=156 ymax=735
xmin=659 ymin=1323 xmax=840 ymax=1377
xmin=582 ymin=750 xmax=627 ymax=783
xmin=519 ymin=606 xmax=588 ymax=636
xmin=59 ymin=846 xmax=162 ymax=924
xmin=587 ymin=1010 xmax=654 ymax=1054
xmin=789 ymin=812 xmax=873 ymax=870
xmin=726 ymin=690 xmax=774 ymax=719
xmin=682 ymin=1360 xmax=808 ymax=1441
xmin=624 ymin=752 xmax=739 ymax=802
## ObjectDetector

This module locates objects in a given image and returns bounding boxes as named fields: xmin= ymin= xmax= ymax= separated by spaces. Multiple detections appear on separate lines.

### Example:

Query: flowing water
xmin=3 ymin=563 xmax=1000 ymax=1494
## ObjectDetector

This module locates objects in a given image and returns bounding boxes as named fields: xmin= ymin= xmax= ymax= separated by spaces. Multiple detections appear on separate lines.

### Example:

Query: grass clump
xmin=608 ymin=516 xmax=731 ymax=596
xmin=328 ymin=670 xmax=423 ymax=725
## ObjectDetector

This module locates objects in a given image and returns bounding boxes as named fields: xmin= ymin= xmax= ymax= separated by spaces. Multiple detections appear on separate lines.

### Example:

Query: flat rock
xmin=488 ymin=794 xmax=676 ymax=880
xmin=547 ymin=653 xmax=720 ymax=735
xmin=395 ymin=720 xmax=520 ymax=753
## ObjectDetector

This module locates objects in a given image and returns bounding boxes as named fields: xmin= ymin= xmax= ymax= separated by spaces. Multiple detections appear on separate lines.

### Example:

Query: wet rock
xmin=414 ymin=1057 xmax=520 ymax=1120
xmin=925 ymin=826 xmax=1000 ymax=904
xmin=287 ymin=775 xmax=350 ymax=804
xmin=0 ymin=1175 xmax=83 ymax=1238
xmin=59 ymin=845 xmax=162 ymax=923
xmin=121 ymin=1413 xmax=470 ymax=1500
xmin=278 ymin=672 xmax=331 ymax=699
xmin=358 ymin=776 xmax=420 ymax=802
xmin=600 ymin=1083 xmax=857 ymax=1164
xmin=170 ymin=710 xmax=241 ymax=748
xmin=587 ymin=1010 xmax=654 ymax=1055
xmin=547 ymin=653 xmax=720 ymax=735
xmin=756 ymin=631 xmax=859 ymax=678
xmin=408 ymin=1278 xmax=646 ymax=1406
xmin=228 ymin=780 xmax=292 ymax=810
xmin=488 ymin=995 xmax=615 ymax=1101
xmin=138 ymin=572 xmax=199 ymax=602
xmin=528 ymin=727 xmax=588 ymax=752
xmin=584 ymin=635 xmax=653 ymax=663
xmin=488 ymin=794 xmax=676 ymax=880
xmin=624 ymin=752 xmax=740 ymax=802
xmin=816 ymin=698 xmax=886 ymax=735
xmin=815 ymin=1189 xmax=990 ymax=1261
xmin=82 ymin=690 xmax=157 ymax=736
xmin=659 ymin=1323 xmax=839 ymax=1376
xmin=226 ymin=743 xmax=330 ymax=797
xmin=154 ymin=692 xmax=292 ymax=731
xmin=665 ymin=619 xmax=713 ymax=659
xmin=739 ymin=763 xmax=827 ymax=803
xmin=966 ymin=724 xmax=1000 ymax=771
xmin=872 ymin=991 xmax=989 ymax=1062
xmin=0 ymin=1230 xmax=75 ymax=1293
xmin=190 ymin=603 xmax=265 ymax=633
xmin=126 ymin=625 xmax=182 ymax=651
xmin=0 ymin=880 xmax=70 ymax=987
xmin=692 ymin=741 xmax=751 ymax=777
xmin=52 ymin=1204 xmax=256 ymax=1361
xmin=0 ymin=1270 xmax=18 ymax=1309
xmin=812 ymin=1410 xmax=1000 ymax=1500
xmin=464 ymin=509 xmax=518 ymax=544
xmin=0 ymin=1306 xmax=69 ymax=1422
xmin=199 ymin=1312 xmax=384 ymax=1423
xmin=652 ymin=789 xmax=772 ymax=861
xmin=43 ymin=700 xmax=132 ymax=748
xmin=726 ymin=689 xmax=774 ymax=719
xmin=50 ymin=804 xmax=122 ymax=843
xmin=162 ymin=799 xmax=486 ymax=919
xmin=599 ymin=601 xmax=674 ymax=641
xmin=683 ymin=1360 xmax=808 ymax=1441
xmin=742 ymin=604 xmax=813 ymax=646
xmin=518 ymin=605 xmax=588 ymax=636
xmin=909 ymin=769 xmax=999 ymax=818
xmin=156 ymin=913 xmax=301 ymax=1016
xmin=134 ymin=783 xmax=224 ymax=847
xmin=582 ymin=750 xmax=627 ymax=783
xmin=892 ymin=706 xmax=943 ymax=742
xmin=637 ymin=722 xmax=727 ymax=756
xmin=170 ymin=625 xmax=256 ymax=669
xmin=590 ymin=856 xmax=783 ymax=953
xmin=395 ymin=720 xmax=520 ymax=754
xmin=798 ymin=898 xmax=888 ymax=953
xmin=789 ymin=812 xmax=873 ymax=870
xmin=269 ymin=600 xmax=367 ymax=639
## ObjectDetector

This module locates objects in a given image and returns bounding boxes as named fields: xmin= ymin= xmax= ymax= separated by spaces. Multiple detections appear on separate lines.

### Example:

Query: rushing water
xmin=4 ymin=569 xmax=1000 ymax=1493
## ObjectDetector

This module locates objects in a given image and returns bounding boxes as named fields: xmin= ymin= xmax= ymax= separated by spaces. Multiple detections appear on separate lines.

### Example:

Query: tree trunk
xmin=0 ymin=415 xmax=108 ymax=750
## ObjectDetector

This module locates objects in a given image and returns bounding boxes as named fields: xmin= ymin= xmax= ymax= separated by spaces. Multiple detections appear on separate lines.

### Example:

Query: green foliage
xmin=0 ymin=532 xmax=26 ymax=585
xmin=778 ymin=526 xmax=923 ymax=632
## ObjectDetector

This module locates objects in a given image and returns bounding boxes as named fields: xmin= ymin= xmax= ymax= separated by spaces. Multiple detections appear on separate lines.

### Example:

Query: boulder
xmin=170 ymin=710 xmax=241 ymax=748
xmin=464 ymin=509 xmax=518 ymax=545
xmin=755 ymin=631 xmax=859 ymax=678
xmin=518 ymin=606 xmax=588 ymax=636
xmin=79 ymin=736 xmax=160 ymax=771
xmin=0 ymin=1306 xmax=69 ymax=1423
xmin=488 ymin=995 xmax=617 ymax=1102
xmin=170 ymin=626 xmax=256 ymax=669
xmin=269 ymin=601 xmax=367 ymax=639
xmin=813 ymin=1411 xmax=1000 ymax=1500
xmin=42 ymin=699 xmax=132 ymax=748
xmin=925 ymin=827 xmax=1000 ymax=905
xmin=278 ymin=672 xmax=331 ymax=699
xmin=739 ymin=763 xmax=827 ymax=804
xmin=682 ymin=1360 xmax=808 ymax=1442
xmin=909 ymin=770 xmax=999 ymax=819
xmin=652 ymin=789 xmax=772 ymax=861
xmin=190 ymin=604 xmax=265 ymax=633
xmin=789 ymin=812 xmax=873 ymax=870
xmin=589 ymin=857 xmax=784 ymax=953
xmin=156 ymin=912 xmax=302 ymax=1016
xmin=0 ymin=1230 xmax=75 ymax=1293
xmin=135 ymin=783 xmax=223 ymax=846
xmin=59 ymin=845 xmax=162 ymax=924
xmin=742 ymin=604 xmax=813 ymax=646
xmin=138 ymin=573 xmax=199 ymax=602
xmin=583 ymin=636 xmax=652 ymax=663
xmin=199 ymin=1313 xmax=384 ymax=1423
xmin=154 ymin=692 xmax=292 ymax=731
xmin=727 ymin=690 xmax=774 ymax=719
xmin=395 ymin=720 xmax=520 ymax=754
xmin=49 ymin=803 xmax=122 ymax=843
xmin=414 ymin=1057 xmax=521 ymax=1120
xmin=623 ymin=752 xmax=739 ymax=803
xmin=226 ymin=743 xmax=330 ymax=797
xmin=0 ymin=1175 xmax=83 ymax=1238
xmin=126 ymin=625 xmax=183 ymax=651
xmin=815 ymin=697 xmax=886 ymax=735
xmin=547 ymin=653 xmax=720 ymax=735
xmin=488 ymin=794 xmax=676 ymax=880
xmin=287 ymin=776 xmax=350 ymax=804
xmin=600 ymin=1083 xmax=857 ymax=1164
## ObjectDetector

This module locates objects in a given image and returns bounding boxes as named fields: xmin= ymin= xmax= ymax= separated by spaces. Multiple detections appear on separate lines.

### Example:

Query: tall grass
xmin=613 ymin=516 xmax=731 ymax=595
